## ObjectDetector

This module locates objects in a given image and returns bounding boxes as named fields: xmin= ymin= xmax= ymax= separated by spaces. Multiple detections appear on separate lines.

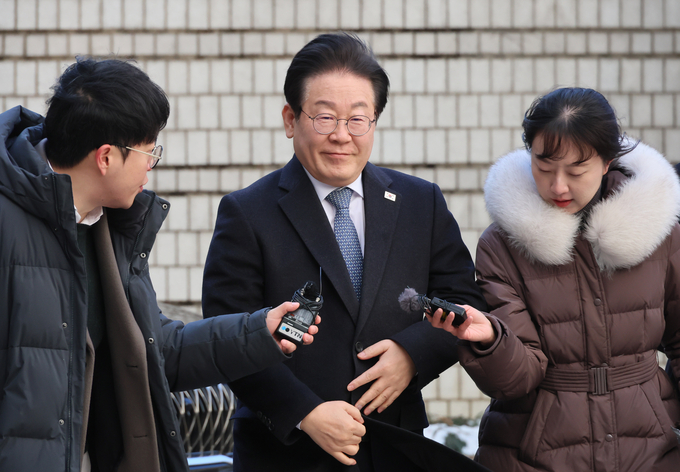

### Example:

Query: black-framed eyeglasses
xmin=300 ymin=109 xmax=376 ymax=137
xmin=113 ymin=144 xmax=163 ymax=169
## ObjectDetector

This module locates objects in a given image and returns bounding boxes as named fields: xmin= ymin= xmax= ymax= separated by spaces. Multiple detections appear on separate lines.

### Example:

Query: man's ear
xmin=282 ymin=104 xmax=296 ymax=139
xmin=94 ymin=144 xmax=114 ymax=175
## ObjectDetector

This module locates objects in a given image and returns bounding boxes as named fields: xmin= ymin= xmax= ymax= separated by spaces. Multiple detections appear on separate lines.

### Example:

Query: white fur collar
xmin=484 ymin=143 xmax=680 ymax=271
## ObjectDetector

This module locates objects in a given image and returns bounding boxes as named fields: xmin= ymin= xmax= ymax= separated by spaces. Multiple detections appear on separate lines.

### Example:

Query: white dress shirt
xmin=303 ymin=168 xmax=365 ymax=255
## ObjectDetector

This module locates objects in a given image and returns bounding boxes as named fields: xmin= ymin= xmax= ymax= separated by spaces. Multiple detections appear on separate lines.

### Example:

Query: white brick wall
xmin=2 ymin=0 xmax=678 ymax=421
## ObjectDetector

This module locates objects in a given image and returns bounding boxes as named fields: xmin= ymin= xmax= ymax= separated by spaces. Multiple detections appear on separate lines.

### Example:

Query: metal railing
xmin=171 ymin=384 xmax=236 ymax=456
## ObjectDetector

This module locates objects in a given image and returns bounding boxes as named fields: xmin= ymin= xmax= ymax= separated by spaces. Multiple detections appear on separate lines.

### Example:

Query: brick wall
xmin=1 ymin=0 xmax=679 ymax=420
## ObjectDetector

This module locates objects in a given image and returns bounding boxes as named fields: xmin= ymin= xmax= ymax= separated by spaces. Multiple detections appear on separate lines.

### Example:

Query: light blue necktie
xmin=326 ymin=187 xmax=363 ymax=299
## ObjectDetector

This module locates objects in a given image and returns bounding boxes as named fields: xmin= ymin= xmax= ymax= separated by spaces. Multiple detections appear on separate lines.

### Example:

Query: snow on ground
xmin=424 ymin=422 xmax=480 ymax=458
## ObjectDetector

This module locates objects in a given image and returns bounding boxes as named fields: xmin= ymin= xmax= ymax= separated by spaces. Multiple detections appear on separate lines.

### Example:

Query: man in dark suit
xmin=202 ymin=32 xmax=487 ymax=471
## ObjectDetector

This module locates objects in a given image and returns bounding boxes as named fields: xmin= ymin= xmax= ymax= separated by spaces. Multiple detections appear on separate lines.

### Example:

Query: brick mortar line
xmin=4 ymin=54 xmax=680 ymax=60
xmin=1 ymin=28 xmax=680 ymax=33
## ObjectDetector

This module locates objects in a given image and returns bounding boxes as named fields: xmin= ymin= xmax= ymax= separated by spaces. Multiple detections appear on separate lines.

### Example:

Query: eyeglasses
xmin=113 ymin=144 xmax=163 ymax=169
xmin=300 ymin=109 xmax=376 ymax=137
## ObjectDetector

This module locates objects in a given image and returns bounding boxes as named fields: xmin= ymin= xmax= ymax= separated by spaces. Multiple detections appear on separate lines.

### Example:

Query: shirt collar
xmin=303 ymin=168 xmax=364 ymax=202
xmin=36 ymin=138 xmax=104 ymax=226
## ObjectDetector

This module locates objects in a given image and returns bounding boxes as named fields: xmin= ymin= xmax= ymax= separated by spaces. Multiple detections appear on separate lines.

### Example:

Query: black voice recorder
xmin=276 ymin=281 xmax=323 ymax=345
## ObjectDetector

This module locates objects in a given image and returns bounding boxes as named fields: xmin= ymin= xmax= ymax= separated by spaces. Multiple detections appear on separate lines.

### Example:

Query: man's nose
xmin=329 ymin=120 xmax=353 ymax=142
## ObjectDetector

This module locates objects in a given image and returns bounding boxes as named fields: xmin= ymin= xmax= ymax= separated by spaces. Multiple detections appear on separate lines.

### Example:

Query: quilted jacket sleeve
xmin=159 ymin=308 xmax=289 ymax=392
xmin=457 ymin=226 xmax=549 ymax=400
xmin=662 ymin=224 xmax=680 ymax=390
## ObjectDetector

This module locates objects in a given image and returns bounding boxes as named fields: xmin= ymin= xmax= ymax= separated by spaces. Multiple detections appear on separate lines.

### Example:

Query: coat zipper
xmin=50 ymin=173 xmax=74 ymax=472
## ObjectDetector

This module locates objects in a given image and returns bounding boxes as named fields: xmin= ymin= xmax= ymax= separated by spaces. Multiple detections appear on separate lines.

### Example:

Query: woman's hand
xmin=426 ymin=305 xmax=496 ymax=347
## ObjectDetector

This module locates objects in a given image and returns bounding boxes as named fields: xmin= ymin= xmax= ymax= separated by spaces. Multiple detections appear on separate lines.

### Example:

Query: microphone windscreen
xmin=398 ymin=287 xmax=425 ymax=312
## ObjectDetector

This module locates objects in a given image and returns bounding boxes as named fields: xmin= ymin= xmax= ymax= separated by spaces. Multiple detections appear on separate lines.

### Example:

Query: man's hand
xmin=347 ymin=340 xmax=416 ymax=415
xmin=426 ymin=305 xmax=496 ymax=347
xmin=265 ymin=302 xmax=321 ymax=354
xmin=300 ymin=401 xmax=365 ymax=466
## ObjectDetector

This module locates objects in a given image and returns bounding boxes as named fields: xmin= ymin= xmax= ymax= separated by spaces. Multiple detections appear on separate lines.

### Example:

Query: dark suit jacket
xmin=202 ymin=156 xmax=487 ymax=470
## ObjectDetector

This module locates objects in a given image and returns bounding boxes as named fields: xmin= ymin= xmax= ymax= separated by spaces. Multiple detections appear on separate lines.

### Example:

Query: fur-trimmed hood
xmin=484 ymin=142 xmax=680 ymax=271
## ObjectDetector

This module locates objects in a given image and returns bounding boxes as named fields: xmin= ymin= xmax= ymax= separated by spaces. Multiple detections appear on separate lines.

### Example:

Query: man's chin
xmin=118 ymin=194 xmax=140 ymax=210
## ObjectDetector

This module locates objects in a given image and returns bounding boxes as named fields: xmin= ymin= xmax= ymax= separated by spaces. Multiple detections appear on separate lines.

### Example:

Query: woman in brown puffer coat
xmin=428 ymin=87 xmax=680 ymax=472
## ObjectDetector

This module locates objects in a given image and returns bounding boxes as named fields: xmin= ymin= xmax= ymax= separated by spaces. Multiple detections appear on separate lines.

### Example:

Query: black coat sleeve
xmin=202 ymin=193 xmax=324 ymax=442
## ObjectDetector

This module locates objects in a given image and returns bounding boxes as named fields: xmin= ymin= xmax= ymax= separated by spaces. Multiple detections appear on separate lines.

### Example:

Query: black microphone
xmin=398 ymin=287 xmax=467 ymax=327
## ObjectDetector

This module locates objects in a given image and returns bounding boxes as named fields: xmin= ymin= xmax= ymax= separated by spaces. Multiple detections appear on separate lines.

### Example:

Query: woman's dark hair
xmin=284 ymin=32 xmax=389 ymax=120
xmin=44 ymin=57 xmax=170 ymax=168
xmin=522 ymin=87 xmax=637 ymax=164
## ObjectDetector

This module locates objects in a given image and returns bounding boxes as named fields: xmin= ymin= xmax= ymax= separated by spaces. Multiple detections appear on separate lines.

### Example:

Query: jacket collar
xmin=106 ymin=190 xmax=170 ymax=289
xmin=277 ymin=156 xmax=399 ymax=329
xmin=485 ymin=142 xmax=680 ymax=271
xmin=0 ymin=106 xmax=76 ymax=230
xmin=279 ymin=156 xmax=361 ymax=320
xmin=355 ymin=162 xmax=399 ymax=334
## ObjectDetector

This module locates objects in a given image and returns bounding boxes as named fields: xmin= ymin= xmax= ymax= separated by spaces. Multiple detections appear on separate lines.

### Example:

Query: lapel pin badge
xmin=384 ymin=191 xmax=396 ymax=202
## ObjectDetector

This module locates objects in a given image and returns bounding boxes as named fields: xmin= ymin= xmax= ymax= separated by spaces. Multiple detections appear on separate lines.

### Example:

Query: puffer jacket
xmin=459 ymin=143 xmax=680 ymax=472
xmin=0 ymin=106 xmax=289 ymax=472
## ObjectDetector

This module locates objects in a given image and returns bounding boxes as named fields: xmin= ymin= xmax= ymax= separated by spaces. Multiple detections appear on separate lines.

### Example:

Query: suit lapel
xmin=356 ymin=163 xmax=400 ymax=335
xmin=278 ymin=157 xmax=360 ymax=321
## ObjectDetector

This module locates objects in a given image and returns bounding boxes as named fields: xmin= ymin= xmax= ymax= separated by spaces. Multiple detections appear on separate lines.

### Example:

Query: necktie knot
xmin=326 ymin=187 xmax=353 ymax=210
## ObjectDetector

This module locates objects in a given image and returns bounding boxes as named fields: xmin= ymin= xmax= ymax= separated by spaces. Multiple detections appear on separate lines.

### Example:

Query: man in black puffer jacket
xmin=0 ymin=58 xmax=317 ymax=472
